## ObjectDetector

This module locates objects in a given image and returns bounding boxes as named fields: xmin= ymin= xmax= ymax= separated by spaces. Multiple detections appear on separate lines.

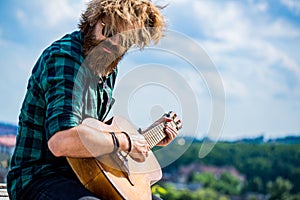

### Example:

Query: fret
xmin=150 ymin=136 xmax=156 ymax=147
xmin=152 ymin=130 xmax=160 ymax=142
xmin=143 ymin=123 xmax=166 ymax=148
xmin=145 ymin=133 xmax=155 ymax=148
xmin=142 ymin=118 xmax=180 ymax=149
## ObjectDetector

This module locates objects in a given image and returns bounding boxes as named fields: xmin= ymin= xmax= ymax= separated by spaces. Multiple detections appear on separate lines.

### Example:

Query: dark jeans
xmin=21 ymin=175 xmax=162 ymax=200
xmin=21 ymin=175 xmax=99 ymax=200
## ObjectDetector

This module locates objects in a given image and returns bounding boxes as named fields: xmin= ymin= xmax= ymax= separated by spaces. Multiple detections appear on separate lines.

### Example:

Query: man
xmin=7 ymin=0 xmax=180 ymax=199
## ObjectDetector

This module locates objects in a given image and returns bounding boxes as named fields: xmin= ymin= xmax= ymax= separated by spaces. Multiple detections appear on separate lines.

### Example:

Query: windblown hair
xmin=79 ymin=0 xmax=166 ymax=55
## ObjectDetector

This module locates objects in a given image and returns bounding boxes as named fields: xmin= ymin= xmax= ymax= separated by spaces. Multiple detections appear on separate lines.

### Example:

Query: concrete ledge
xmin=0 ymin=183 xmax=8 ymax=199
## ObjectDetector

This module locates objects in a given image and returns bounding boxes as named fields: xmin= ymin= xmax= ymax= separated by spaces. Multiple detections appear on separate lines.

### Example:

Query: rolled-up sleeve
xmin=41 ymin=52 xmax=85 ymax=140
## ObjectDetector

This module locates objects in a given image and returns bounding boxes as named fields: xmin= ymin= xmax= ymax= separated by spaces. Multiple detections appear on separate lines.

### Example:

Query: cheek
xmin=95 ymin=32 xmax=106 ymax=41
xmin=94 ymin=23 xmax=106 ymax=41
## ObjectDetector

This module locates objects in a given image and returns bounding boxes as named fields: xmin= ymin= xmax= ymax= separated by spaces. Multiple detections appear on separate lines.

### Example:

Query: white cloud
xmin=163 ymin=0 xmax=300 ymax=138
xmin=15 ymin=9 xmax=27 ymax=26
xmin=260 ymin=18 xmax=300 ymax=38
xmin=223 ymin=78 xmax=247 ymax=99
xmin=0 ymin=0 xmax=89 ymax=123
xmin=1 ymin=0 xmax=299 ymax=138
xmin=281 ymin=0 xmax=300 ymax=15
xmin=190 ymin=0 xmax=300 ymax=97
xmin=0 ymin=39 xmax=36 ymax=123
xmin=15 ymin=0 xmax=88 ymax=29
xmin=255 ymin=2 xmax=269 ymax=12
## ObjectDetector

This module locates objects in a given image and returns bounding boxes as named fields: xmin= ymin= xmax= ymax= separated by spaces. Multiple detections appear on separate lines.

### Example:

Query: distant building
xmin=0 ymin=122 xmax=17 ymax=182
xmin=178 ymin=163 xmax=245 ymax=183
xmin=0 ymin=135 xmax=16 ymax=156
xmin=0 ymin=123 xmax=17 ymax=156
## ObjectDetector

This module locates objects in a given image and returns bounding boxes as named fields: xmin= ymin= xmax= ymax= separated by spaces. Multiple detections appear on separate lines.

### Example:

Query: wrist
xmin=116 ymin=132 xmax=130 ymax=152
xmin=109 ymin=132 xmax=119 ymax=154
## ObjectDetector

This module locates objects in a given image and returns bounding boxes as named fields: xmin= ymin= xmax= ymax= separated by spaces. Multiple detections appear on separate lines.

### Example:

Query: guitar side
xmin=67 ymin=116 xmax=162 ymax=200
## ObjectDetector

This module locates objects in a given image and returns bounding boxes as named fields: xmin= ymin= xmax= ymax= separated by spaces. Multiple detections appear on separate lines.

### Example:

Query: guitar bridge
xmin=111 ymin=152 xmax=135 ymax=186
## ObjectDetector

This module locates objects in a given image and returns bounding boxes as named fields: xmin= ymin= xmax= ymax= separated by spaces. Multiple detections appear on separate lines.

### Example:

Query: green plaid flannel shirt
xmin=7 ymin=31 xmax=117 ymax=199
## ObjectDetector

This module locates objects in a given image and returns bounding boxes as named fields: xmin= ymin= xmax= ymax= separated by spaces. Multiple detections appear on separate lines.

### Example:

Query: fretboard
xmin=142 ymin=121 xmax=177 ymax=149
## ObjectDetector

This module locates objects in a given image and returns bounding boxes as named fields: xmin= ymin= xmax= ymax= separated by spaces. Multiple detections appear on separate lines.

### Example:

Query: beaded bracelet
xmin=121 ymin=131 xmax=132 ymax=157
xmin=110 ymin=132 xmax=119 ymax=154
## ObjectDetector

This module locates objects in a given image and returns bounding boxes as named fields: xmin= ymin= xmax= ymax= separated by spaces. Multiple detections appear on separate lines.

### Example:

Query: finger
xmin=135 ymin=140 xmax=148 ymax=147
xmin=131 ymin=134 xmax=146 ymax=141
xmin=136 ymin=156 xmax=145 ymax=163
xmin=165 ymin=126 xmax=177 ymax=139
xmin=130 ymin=152 xmax=146 ymax=162
xmin=165 ymin=123 xmax=178 ymax=133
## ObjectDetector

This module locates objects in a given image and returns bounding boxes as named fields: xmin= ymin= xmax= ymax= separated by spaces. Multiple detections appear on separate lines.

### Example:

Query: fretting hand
xmin=143 ymin=111 xmax=182 ymax=147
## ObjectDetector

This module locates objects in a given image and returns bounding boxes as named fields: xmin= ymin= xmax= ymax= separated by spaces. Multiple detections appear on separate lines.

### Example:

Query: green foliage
xmin=191 ymin=171 xmax=242 ymax=195
xmin=152 ymin=183 xmax=229 ymax=200
xmin=162 ymin=141 xmax=300 ymax=194
xmin=216 ymin=172 xmax=242 ymax=195
xmin=151 ymin=140 xmax=300 ymax=199
xmin=248 ymin=176 xmax=264 ymax=193
xmin=191 ymin=172 xmax=215 ymax=187
xmin=287 ymin=193 xmax=300 ymax=200
xmin=267 ymin=177 xmax=293 ymax=200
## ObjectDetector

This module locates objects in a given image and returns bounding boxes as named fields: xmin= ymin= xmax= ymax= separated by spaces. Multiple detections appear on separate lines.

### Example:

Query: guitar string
xmin=143 ymin=121 xmax=177 ymax=148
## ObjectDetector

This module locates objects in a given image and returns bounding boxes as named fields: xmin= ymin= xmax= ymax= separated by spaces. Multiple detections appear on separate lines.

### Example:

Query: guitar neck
xmin=142 ymin=121 xmax=177 ymax=149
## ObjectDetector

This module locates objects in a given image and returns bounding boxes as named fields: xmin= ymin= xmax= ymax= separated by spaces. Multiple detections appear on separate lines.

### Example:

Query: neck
xmin=142 ymin=120 xmax=177 ymax=149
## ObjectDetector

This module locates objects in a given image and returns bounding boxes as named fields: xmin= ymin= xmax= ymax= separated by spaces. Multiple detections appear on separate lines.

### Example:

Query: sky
xmin=0 ymin=0 xmax=299 ymax=141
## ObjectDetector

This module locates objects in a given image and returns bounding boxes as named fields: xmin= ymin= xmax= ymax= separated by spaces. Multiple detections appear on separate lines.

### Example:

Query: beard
xmin=83 ymin=35 xmax=126 ymax=77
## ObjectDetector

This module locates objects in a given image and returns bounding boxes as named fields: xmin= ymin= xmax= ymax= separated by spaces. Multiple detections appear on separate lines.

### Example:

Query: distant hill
xmin=195 ymin=135 xmax=300 ymax=144
xmin=0 ymin=122 xmax=17 ymax=136
xmin=267 ymin=135 xmax=300 ymax=144
xmin=0 ymin=121 xmax=299 ymax=144
xmin=232 ymin=135 xmax=300 ymax=144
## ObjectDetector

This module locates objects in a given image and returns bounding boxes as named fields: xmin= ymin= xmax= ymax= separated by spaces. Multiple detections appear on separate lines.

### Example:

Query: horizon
xmin=0 ymin=0 xmax=299 ymax=140
xmin=1 ymin=120 xmax=299 ymax=142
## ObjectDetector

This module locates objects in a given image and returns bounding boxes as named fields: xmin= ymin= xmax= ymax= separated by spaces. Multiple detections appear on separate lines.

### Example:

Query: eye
xmin=101 ymin=22 xmax=114 ymax=38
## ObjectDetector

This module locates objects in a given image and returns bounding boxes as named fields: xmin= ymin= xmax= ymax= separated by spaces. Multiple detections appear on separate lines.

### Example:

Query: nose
xmin=106 ymin=34 xmax=120 ymax=46
xmin=106 ymin=34 xmax=128 ymax=52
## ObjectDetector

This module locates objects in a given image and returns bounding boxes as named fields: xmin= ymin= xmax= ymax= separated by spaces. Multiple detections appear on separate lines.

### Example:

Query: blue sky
xmin=0 ymin=0 xmax=299 ymax=140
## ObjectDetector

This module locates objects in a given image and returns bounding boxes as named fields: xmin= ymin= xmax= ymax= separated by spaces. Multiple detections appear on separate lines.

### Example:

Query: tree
xmin=215 ymin=172 xmax=242 ymax=195
xmin=191 ymin=172 xmax=216 ymax=187
xmin=191 ymin=172 xmax=242 ymax=195
xmin=267 ymin=177 xmax=293 ymax=200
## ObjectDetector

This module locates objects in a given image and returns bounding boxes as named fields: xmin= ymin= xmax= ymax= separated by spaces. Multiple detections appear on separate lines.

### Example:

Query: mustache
xmin=84 ymin=38 xmax=125 ymax=76
xmin=88 ymin=37 xmax=124 ymax=56
xmin=100 ymin=40 xmax=120 ymax=53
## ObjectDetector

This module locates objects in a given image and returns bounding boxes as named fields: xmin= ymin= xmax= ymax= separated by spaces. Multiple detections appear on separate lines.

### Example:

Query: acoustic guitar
xmin=67 ymin=112 xmax=182 ymax=200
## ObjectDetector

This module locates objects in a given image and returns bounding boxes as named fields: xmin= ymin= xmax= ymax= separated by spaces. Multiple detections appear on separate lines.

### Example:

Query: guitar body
xmin=67 ymin=116 xmax=162 ymax=200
